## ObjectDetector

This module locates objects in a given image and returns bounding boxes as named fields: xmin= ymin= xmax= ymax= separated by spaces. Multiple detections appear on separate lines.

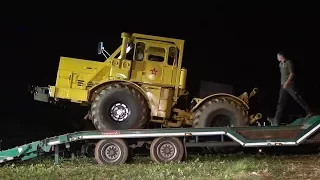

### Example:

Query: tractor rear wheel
xmin=91 ymin=83 xmax=149 ymax=130
xmin=192 ymin=97 xmax=249 ymax=153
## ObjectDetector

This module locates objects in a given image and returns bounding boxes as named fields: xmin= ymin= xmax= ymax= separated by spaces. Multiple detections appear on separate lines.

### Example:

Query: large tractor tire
xmin=192 ymin=97 xmax=249 ymax=153
xmin=91 ymin=83 xmax=150 ymax=130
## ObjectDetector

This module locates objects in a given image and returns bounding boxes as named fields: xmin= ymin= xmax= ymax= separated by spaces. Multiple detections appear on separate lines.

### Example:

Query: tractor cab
xmin=97 ymin=33 xmax=186 ymax=89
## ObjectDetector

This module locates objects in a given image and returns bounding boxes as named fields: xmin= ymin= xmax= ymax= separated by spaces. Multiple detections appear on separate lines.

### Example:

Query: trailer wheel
xmin=81 ymin=142 xmax=96 ymax=157
xmin=94 ymin=139 xmax=128 ymax=165
xmin=150 ymin=137 xmax=184 ymax=163
xmin=192 ymin=97 xmax=248 ymax=153
xmin=91 ymin=83 xmax=149 ymax=130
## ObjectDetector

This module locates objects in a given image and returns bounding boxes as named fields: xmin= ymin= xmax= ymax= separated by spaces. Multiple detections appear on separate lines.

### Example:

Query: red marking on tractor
xmin=151 ymin=68 xmax=157 ymax=75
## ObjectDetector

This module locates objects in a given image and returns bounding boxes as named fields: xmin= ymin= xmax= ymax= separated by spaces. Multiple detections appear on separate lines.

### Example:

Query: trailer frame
xmin=0 ymin=115 xmax=320 ymax=165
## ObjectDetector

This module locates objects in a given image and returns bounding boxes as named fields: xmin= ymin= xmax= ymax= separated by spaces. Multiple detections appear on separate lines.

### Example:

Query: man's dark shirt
xmin=279 ymin=60 xmax=294 ymax=85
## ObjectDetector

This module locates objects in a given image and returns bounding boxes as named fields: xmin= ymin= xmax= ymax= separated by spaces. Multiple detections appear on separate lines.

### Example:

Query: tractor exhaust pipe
xmin=119 ymin=32 xmax=131 ymax=60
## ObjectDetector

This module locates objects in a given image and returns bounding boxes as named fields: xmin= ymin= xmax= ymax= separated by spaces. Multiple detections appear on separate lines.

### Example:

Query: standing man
xmin=267 ymin=51 xmax=313 ymax=126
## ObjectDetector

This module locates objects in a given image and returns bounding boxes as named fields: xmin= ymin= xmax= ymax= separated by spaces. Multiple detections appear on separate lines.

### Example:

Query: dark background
xmin=1 ymin=2 xmax=319 ymax=149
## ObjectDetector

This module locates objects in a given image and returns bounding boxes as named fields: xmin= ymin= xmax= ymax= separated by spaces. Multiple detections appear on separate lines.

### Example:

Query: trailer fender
xmin=190 ymin=93 xmax=249 ymax=113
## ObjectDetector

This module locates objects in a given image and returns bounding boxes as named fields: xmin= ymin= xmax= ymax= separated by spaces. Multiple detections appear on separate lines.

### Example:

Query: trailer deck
xmin=1 ymin=115 xmax=320 ymax=165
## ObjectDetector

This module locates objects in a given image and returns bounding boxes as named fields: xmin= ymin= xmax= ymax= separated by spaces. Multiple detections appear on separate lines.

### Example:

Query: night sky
xmin=1 ymin=2 xmax=319 ymax=148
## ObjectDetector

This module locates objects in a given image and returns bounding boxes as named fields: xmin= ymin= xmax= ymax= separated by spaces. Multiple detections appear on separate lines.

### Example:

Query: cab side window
xmin=134 ymin=42 xmax=145 ymax=61
xmin=168 ymin=47 xmax=175 ymax=65
xmin=168 ymin=47 xmax=179 ymax=66
xmin=126 ymin=41 xmax=135 ymax=60
xmin=147 ymin=46 xmax=165 ymax=62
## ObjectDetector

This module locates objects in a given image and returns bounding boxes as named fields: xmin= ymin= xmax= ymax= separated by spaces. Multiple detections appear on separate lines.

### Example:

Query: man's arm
xmin=285 ymin=60 xmax=294 ymax=84
xmin=286 ymin=73 xmax=294 ymax=84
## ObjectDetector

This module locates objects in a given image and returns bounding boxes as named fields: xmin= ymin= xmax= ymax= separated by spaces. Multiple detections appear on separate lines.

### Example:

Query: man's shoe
xmin=267 ymin=117 xmax=279 ymax=126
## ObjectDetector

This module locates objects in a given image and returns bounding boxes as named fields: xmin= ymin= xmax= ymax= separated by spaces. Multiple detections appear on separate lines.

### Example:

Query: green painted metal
xmin=0 ymin=141 xmax=41 ymax=163
xmin=233 ymin=116 xmax=320 ymax=143
xmin=290 ymin=117 xmax=305 ymax=125
xmin=226 ymin=125 xmax=304 ymax=144
xmin=0 ymin=115 xmax=319 ymax=165
xmin=293 ymin=116 xmax=320 ymax=141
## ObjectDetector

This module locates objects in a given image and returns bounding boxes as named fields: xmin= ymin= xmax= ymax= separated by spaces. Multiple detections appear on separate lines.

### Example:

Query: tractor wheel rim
xmin=110 ymin=103 xmax=131 ymax=122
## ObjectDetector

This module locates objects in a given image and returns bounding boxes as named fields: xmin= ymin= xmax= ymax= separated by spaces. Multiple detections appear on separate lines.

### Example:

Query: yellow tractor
xmin=30 ymin=32 xmax=261 ymax=133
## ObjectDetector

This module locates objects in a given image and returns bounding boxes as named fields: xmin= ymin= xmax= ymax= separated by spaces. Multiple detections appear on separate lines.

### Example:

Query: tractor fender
xmin=190 ymin=93 xmax=249 ymax=113
xmin=87 ymin=80 xmax=151 ymax=108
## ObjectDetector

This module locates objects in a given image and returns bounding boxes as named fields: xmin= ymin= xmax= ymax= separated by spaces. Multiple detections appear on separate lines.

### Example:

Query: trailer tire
xmin=150 ymin=137 xmax=184 ymax=163
xmin=81 ymin=142 xmax=96 ymax=157
xmin=192 ymin=97 xmax=248 ymax=153
xmin=91 ymin=83 xmax=149 ymax=130
xmin=94 ymin=139 xmax=128 ymax=165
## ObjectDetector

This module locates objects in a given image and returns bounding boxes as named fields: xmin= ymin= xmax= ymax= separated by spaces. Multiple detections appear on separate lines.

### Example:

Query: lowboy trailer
xmin=1 ymin=115 xmax=320 ymax=165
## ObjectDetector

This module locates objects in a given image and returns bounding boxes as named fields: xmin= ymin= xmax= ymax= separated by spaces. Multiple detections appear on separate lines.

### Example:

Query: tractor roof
xmin=125 ymin=32 xmax=185 ymax=48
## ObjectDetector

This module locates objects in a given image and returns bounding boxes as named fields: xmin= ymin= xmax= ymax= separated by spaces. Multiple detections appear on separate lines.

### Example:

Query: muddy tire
xmin=91 ymin=83 xmax=149 ymax=130
xmin=94 ymin=139 xmax=128 ymax=165
xmin=81 ymin=142 xmax=96 ymax=157
xmin=192 ymin=97 xmax=249 ymax=153
xmin=150 ymin=137 xmax=184 ymax=163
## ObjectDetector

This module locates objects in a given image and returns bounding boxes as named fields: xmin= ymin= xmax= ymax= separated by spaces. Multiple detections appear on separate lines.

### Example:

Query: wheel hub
xmin=110 ymin=103 xmax=131 ymax=122
xmin=103 ymin=144 xmax=121 ymax=162
xmin=211 ymin=114 xmax=231 ymax=127
xmin=158 ymin=141 xmax=177 ymax=161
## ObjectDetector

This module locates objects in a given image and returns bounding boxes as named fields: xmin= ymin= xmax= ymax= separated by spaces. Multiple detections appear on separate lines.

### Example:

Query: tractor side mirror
xmin=98 ymin=42 xmax=104 ymax=55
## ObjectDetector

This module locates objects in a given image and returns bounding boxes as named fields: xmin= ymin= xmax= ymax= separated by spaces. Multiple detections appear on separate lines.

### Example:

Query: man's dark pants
xmin=272 ymin=83 xmax=311 ymax=125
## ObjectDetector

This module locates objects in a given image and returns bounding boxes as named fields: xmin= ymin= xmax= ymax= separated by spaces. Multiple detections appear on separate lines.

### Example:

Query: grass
xmin=0 ymin=153 xmax=320 ymax=180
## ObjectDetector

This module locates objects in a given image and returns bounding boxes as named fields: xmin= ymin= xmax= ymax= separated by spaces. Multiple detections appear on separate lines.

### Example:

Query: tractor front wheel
xmin=91 ymin=83 xmax=149 ymax=131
